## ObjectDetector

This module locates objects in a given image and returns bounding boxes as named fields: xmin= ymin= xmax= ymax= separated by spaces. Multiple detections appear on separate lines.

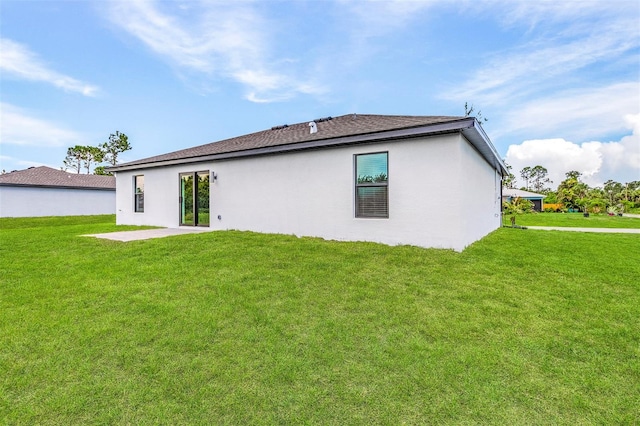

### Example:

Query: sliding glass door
xmin=180 ymin=171 xmax=210 ymax=226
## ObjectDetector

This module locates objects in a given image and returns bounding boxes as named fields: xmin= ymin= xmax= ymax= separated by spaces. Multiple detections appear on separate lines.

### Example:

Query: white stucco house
xmin=107 ymin=114 xmax=507 ymax=251
xmin=0 ymin=166 xmax=116 ymax=218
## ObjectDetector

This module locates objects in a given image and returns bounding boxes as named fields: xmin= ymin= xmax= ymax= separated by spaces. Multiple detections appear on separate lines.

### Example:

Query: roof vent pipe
xmin=308 ymin=121 xmax=317 ymax=134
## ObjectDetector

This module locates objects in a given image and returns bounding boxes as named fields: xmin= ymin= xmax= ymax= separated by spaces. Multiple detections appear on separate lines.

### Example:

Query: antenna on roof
xmin=308 ymin=121 xmax=317 ymax=134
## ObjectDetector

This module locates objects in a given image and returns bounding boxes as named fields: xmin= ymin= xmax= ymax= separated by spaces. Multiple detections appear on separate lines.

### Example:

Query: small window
xmin=134 ymin=175 xmax=144 ymax=213
xmin=355 ymin=152 xmax=388 ymax=218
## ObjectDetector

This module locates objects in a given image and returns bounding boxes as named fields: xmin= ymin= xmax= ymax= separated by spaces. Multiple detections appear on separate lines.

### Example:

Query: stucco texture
xmin=114 ymin=133 xmax=501 ymax=251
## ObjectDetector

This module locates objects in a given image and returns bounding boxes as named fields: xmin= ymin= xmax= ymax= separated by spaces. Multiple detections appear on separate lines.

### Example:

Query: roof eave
xmin=461 ymin=120 xmax=508 ymax=176
xmin=0 ymin=183 xmax=115 ymax=190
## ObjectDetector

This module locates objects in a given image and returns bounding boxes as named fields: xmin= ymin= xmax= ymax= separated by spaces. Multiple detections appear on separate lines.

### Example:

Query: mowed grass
xmin=503 ymin=212 xmax=640 ymax=228
xmin=1 ymin=216 xmax=639 ymax=424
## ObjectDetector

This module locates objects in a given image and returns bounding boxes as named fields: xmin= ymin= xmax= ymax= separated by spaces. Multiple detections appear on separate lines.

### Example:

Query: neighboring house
xmin=107 ymin=114 xmax=507 ymax=251
xmin=502 ymin=188 xmax=545 ymax=212
xmin=0 ymin=166 xmax=115 ymax=218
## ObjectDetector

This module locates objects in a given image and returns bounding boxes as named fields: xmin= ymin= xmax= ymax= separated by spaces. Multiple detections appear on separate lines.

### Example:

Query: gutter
xmin=0 ymin=183 xmax=115 ymax=191
xmin=461 ymin=120 xmax=508 ymax=176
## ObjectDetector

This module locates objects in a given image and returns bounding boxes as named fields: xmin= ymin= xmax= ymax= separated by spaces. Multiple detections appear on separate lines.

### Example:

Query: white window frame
xmin=354 ymin=152 xmax=389 ymax=218
xmin=134 ymin=175 xmax=144 ymax=213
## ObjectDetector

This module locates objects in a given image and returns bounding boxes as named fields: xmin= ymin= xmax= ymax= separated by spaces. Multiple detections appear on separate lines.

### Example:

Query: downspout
xmin=499 ymin=169 xmax=504 ymax=224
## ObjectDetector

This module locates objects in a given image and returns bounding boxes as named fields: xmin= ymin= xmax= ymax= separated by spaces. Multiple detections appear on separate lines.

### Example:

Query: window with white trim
xmin=355 ymin=152 xmax=388 ymax=218
xmin=134 ymin=175 xmax=144 ymax=213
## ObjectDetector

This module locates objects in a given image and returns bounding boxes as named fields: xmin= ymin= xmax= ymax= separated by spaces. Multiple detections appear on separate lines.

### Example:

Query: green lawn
xmin=503 ymin=212 xmax=640 ymax=228
xmin=1 ymin=216 xmax=639 ymax=424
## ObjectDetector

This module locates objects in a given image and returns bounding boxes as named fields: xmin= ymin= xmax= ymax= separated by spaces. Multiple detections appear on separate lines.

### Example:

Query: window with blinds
xmin=355 ymin=152 xmax=388 ymax=218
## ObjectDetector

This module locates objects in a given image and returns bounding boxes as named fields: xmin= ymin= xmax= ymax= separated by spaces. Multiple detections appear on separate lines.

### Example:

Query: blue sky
xmin=1 ymin=0 xmax=638 ymax=188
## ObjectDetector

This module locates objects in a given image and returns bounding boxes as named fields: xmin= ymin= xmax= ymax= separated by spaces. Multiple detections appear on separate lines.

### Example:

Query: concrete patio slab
xmin=83 ymin=227 xmax=214 ymax=242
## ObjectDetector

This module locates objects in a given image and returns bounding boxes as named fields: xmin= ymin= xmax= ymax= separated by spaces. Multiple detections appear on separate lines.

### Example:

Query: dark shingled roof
xmin=0 ymin=166 xmax=115 ymax=190
xmin=110 ymin=114 xmax=472 ymax=169
xmin=107 ymin=114 xmax=506 ymax=174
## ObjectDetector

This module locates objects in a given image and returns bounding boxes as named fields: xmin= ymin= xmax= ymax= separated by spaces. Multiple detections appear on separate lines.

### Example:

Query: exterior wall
xmin=0 ymin=186 xmax=115 ymax=218
xmin=531 ymin=199 xmax=543 ymax=212
xmin=457 ymin=137 xmax=503 ymax=247
xmin=115 ymin=134 xmax=501 ymax=251
xmin=115 ymin=166 xmax=184 ymax=227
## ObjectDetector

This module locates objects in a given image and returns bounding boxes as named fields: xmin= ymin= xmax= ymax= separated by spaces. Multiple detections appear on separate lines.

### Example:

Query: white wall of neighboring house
xmin=115 ymin=133 xmax=502 ymax=251
xmin=0 ymin=186 xmax=115 ymax=217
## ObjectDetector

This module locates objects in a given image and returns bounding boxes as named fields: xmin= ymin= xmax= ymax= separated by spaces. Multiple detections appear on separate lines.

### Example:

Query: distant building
xmin=502 ymin=188 xmax=545 ymax=212
xmin=0 ymin=166 xmax=115 ymax=218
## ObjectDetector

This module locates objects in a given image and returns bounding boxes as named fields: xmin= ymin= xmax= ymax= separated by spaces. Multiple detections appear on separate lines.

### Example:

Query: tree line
xmin=504 ymin=163 xmax=640 ymax=214
xmin=63 ymin=131 xmax=131 ymax=175
xmin=550 ymin=172 xmax=640 ymax=214
xmin=503 ymin=164 xmax=553 ymax=193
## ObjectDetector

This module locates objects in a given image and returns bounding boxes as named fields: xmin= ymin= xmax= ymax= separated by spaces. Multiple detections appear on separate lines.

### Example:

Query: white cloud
xmin=445 ymin=15 xmax=638 ymax=107
xmin=337 ymin=0 xmax=433 ymax=34
xmin=0 ymin=38 xmax=100 ymax=96
xmin=105 ymin=0 xmax=324 ymax=102
xmin=0 ymin=103 xmax=85 ymax=147
xmin=442 ymin=1 xmax=639 ymax=144
xmin=505 ymin=114 xmax=640 ymax=188
xmin=495 ymin=82 xmax=640 ymax=141
xmin=483 ymin=0 xmax=638 ymax=29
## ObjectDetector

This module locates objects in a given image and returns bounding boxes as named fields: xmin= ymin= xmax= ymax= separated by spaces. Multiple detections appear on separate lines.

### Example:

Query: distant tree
xmin=93 ymin=166 xmax=112 ymax=176
xmin=528 ymin=171 xmax=638 ymax=213
xmin=63 ymin=145 xmax=85 ymax=174
xmin=565 ymin=170 xmax=582 ymax=180
xmin=621 ymin=181 xmax=634 ymax=201
xmin=603 ymin=180 xmax=623 ymax=207
xmin=62 ymin=131 xmax=130 ymax=174
xmin=82 ymin=146 xmax=104 ymax=174
xmin=623 ymin=181 xmax=640 ymax=204
xmin=101 ymin=131 xmax=131 ymax=166
xmin=544 ymin=190 xmax=558 ymax=204
xmin=556 ymin=172 xmax=580 ymax=208
xmin=502 ymin=161 xmax=517 ymax=189
xmin=519 ymin=166 xmax=533 ymax=190
xmin=63 ymin=145 xmax=104 ymax=174
xmin=557 ymin=171 xmax=587 ymax=210
xmin=517 ymin=165 xmax=552 ymax=192
xmin=530 ymin=165 xmax=553 ymax=193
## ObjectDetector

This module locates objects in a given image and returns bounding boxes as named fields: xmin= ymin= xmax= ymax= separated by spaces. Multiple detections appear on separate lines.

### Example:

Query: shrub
xmin=503 ymin=197 xmax=534 ymax=215
xmin=620 ymin=201 xmax=633 ymax=213
xmin=589 ymin=199 xmax=606 ymax=214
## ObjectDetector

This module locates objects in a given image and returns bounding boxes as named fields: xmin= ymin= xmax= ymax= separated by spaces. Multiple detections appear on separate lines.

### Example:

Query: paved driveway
xmin=84 ymin=227 xmax=214 ymax=242
xmin=526 ymin=226 xmax=640 ymax=234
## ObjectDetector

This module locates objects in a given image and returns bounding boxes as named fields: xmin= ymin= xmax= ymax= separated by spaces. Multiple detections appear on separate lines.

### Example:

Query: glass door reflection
xmin=180 ymin=171 xmax=209 ymax=226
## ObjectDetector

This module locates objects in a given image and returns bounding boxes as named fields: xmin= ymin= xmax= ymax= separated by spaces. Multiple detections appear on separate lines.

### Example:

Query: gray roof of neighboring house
xmin=0 ymin=166 xmax=115 ymax=190
xmin=502 ymin=188 xmax=545 ymax=199
xmin=107 ymin=114 xmax=507 ymax=174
